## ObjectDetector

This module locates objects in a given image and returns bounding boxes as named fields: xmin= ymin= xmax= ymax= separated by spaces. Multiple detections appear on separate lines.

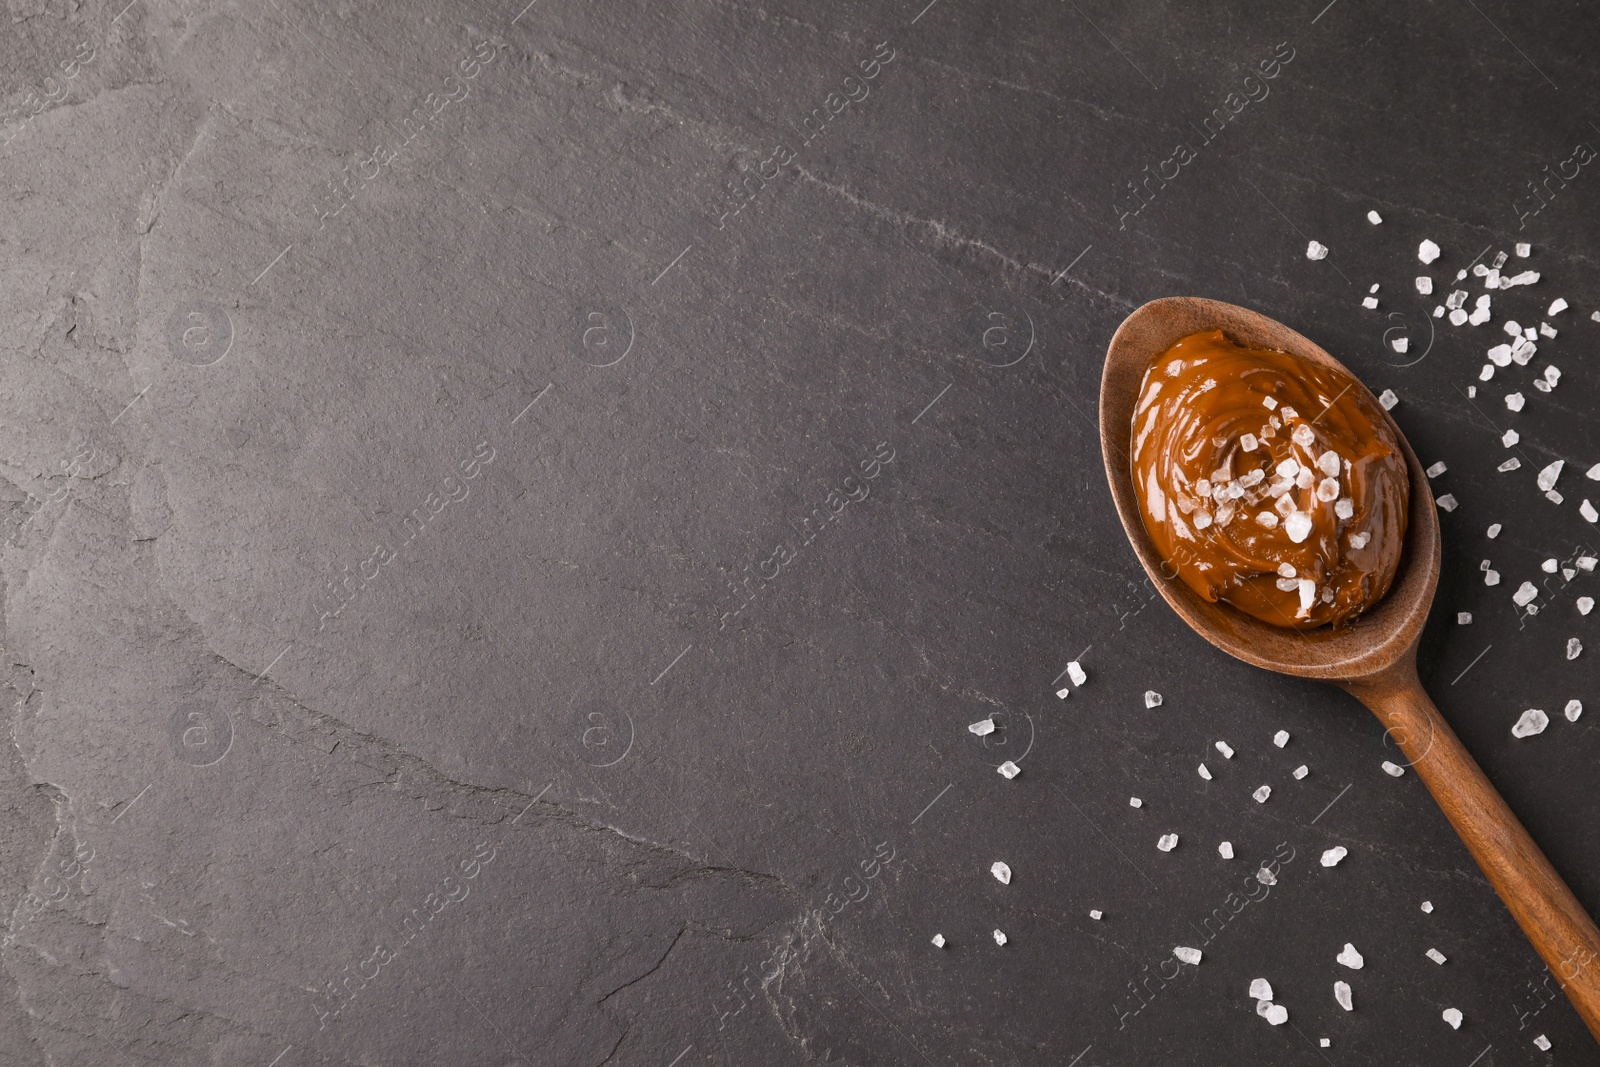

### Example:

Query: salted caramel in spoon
xmin=1131 ymin=329 xmax=1409 ymax=629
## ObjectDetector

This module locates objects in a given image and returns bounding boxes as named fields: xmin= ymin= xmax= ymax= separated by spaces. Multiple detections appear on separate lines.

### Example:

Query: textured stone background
xmin=2 ymin=0 xmax=1599 ymax=1063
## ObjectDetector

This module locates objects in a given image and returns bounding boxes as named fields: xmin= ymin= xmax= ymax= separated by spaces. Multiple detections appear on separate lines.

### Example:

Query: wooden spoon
xmin=1100 ymin=296 xmax=1600 ymax=1041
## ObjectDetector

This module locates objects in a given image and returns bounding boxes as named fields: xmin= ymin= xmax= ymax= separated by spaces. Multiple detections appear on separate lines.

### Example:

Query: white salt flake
xmin=1249 ymin=977 xmax=1274 ymax=1001
xmin=1537 ymin=460 xmax=1565 ymax=491
xmin=1284 ymin=511 xmax=1313 ymax=542
xmin=1157 ymin=833 xmax=1178 ymax=852
xmin=1516 ymin=242 xmax=1531 ymax=257
xmin=1484 ymin=570 xmax=1500 ymax=586
xmin=997 ymin=760 xmax=1021 ymax=779
xmin=1436 ymin=494 xmax=1458 ymax=512
xmin=1390 ymin=336 xmax=1408 ymax=354
xmin=1505 ymin=393 xmax=1525 ymax=412
xmin=1443 ymin=1007 xmax=1462 ymax=1030
xmin=993 ymin=928 xmax=1007 ymax=946
xmin=1173 ymin=946 xmax=1202 ymax=966
xmin=1336 ymin=943 xmax=1364 ymax=969
xmin=1378 ymin=388 xmax=1398 ymax=410
xmin=1449 ymin=308 xmax=1468 ymax=326
xmin=1549 ymin=297 xmax=1567 ymax=315
xmin=1512 ymin=709 xmax=1549 ymax=738
xmin=1487 ymin=344 xmax=1512 ymax=366
xmin=1582 ymin=500 xmax=1599 ymax=523
xmin=1499 ymin=459 xmax=1521 ymax=472
xmin=1273 ymin=730 xmax=1289 ymax=748
xmin=1540 ymin=322 xmax=1557 ymax=338
xmin=1335 ymin=498 xmax=1354 ymax=520
xmin=1089 ymin=909 xmax=1102 ymax=920
xmin=1198 ymin=763 xmax=1212 ymax=780
xmin=1321 ymin=846 xmax=1347 ymax=867
xmin=1426 ymin=948 xmax=1447 ymax=965
xmin=1321 ymin=1038 xmax=1332 ymax=1048
xmin=1458 ymin=612 xmax=1472 ymax=624
xmin=1253 ymin=785 xmax=1272 ymax=803
xmin=1418 ymin=239 xmax=1440 ymax=264
xmin=1334 ymin=981 xmax=1354 ymax=1011
xmin=1579 ymin=597 xmax=1594 ymax=616
xmin=1382 ymin=760 xmax=1405 ymax=777
xmin=1421 ymin=900 xmax=1433 ymax=913
xmin=1513 ymin=581 xmax=1539 ymax=606
xmin=1567 ymin=637 xmax=1583 ymax=660
xmin=1415 ymin=276 xmax=1433 ymax=295
xmin=1579 ymin=556 xmax=1598 ymax=569
xmin=1256 ymin=867 xmax=1277 ymax=886
xmin=1056 ymin=687 xmax=1070 ymax=699
xmin=969 ymin=718 xmax=995 ymax=736
xmin=1306 ymin=240 xmax=1329 ymax=260
xmin=1487 ymin=523 xmax=1503 ymax=537
xmin=1215 ymin=741 xmax=1234 ymax=758
xmin=1546 ymin=490 xmax=1563 ymax=504
xmin=1366 ymin=210 xmax=1382 ymax=225
xmin=1218 ymin=841 xmax=1234 ymax=859
xmin=991 ymin=861 xmax=1011 ymax=884
xmin=1426 ymin=461 xmax=1447 ymax=478
xmin=1129 ymin=796 xmax=1143 ymax=807
xmin=1502 ymin=429 xmax=1519 ymax=447
xmin=1293 ymin=765 xmax=1308 ymax=780
xmin=1535 ymin=1034 xmax=1552 ymax=1051
xmin=931 ymin=933 xmax=946 ymax=947
xmin=1505 ymin=319 xmax=1524 ymax=336
xmin=1261 ymin=1002 xmax=1288 ymax=1026
xmin=1144 ymin=690 xmax=1163 ymax=708
xmin=1468 ymin=307 xmax=1491 ymax=325
xmin=1361 ymin=296 xmax=1378 ymax=310
xmin=1067 ymin=661 xmax=1087 ymax=686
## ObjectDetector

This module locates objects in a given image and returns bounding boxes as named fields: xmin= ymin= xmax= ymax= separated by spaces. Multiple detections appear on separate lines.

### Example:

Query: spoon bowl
xmin=1101 ymin=296 xmax=1600 ymax=1043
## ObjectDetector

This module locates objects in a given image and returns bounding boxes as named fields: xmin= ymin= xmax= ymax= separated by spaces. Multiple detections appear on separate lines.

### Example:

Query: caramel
xmin=1131 ymin=330 xmax=1409 ymax=629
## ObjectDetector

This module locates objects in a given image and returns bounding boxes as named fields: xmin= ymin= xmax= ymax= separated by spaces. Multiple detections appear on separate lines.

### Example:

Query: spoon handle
xmin=1346 ymin=662 xmax=1600 ymax=1042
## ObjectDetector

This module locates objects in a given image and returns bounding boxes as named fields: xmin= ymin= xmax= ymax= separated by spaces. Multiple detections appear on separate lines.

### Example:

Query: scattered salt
xmin=1090 ymin=909 xmax=1103 ymax=920
xmin=1215 ymin=741 xmax=1234 ymax=758
xmin=1157 ymin=833 xmax=1178 ymax=852
xmin=1516 ymin=242 xmax=1531 ymax=257
xmin=1067 ymin=661 xmax=1087 ymax=686
xmin=932 ymin=933 xmax=946 ymax=947
xmin=1484 ymin=570 xmax=1500 ymax=586
xmin=1487 ymin=523 xmax=1502 ymax=537
xmin=1306 ymin=240 xmax=1329 ymax=260
xmin=1568 ymin=637 xmax=1583 ymax=660
xmin=1362 ymin=296 xmax=1378 ymax=310
xmin=1458 ymin=612 xmax=1472 ymax=624
xmin=1198 ymin=763 xmax=1212 ymax=780
xmin=1253 ymin=785 xmax=1272 ymax=803
xmin=1580 ymin=597 xmax=1595 ymax=616
xmin=1416 ymin=276 xmax=1433 ymax=295
xmin=1250 ymin=977 xmax=1274 ymax=1001
xmin=1293 ymin=765 xmax=1308 ymax=780
xmin=1261 ymin=1002 xmax=1288 ymax=1026
xmin=1256 ymin=867 xmax=1277 ymax=886
xmin=1436 ymin=494 xmax=1458 ymax=511
xmin=1129 ymin=796 xmax=1143 ymax=807
xmin=1426 ymin=461 xmax=1447 ymax=478
xmin=1334 ymin=981 xmax=1354 ymax=1011
xmin=1582 ymin=500 xmax=1599 ymax=523
xmin=1218 ymin=841 xmax=1234 ymax=859
xmin=1535 ymin=1034 xmax=1552 ymax=1051
xmin=1382 ymin=760 xmax=1405 ymax=777
xmin=991 ymin=861 xmax=1011 ymax=884
xmin=1512 ymin=709 xmax=1549 ymax=738
xmin=1502 ymin=429 xmax=1519 ymax=447
xmin=1513 ymin=581 xmax=1539 ymax=607
xmin=1443 ymin=1007 xmax=1462 ymax=1030
xmin=1499 ymin=459 xmax=1521 ymax=472
xmin=1144 ymin=691 xmax=1163 ymax=709
xmin=969 ymin=719 xmax=995 ymax=736
xmin=993 ymin=929 xmax=1007 ymax=946
xmin=1542 ymin=558 xmax=1558 ymax=573
xmin=1273 ymin=730 xmax=1289 ymax=748
xmin=1449 ymin=308 xmax=1468 ymax=326
xmin=1418 ymin=239 xmax=1440 ymax=264
xmin=1426 ymin=948 xmax=1447 ymax=965
xmin=1321 ymin=846 xmax=1347 ymax=867
xmin=1320 ymin=1038 xmax=1332 ymax=1048
xmin=1421 ymin=900 xmax=1433 ymax=913
xmin=1391 ymin=337 xmax=1408 ymax=354
xmin=998 ymin=760 xmax=1021 ymax=779
xmin=1366 ymin=210 xmax=1382 ymax=225
xmin=1505 ymin=393 xmax=1525 ymax=412
xmin=1549 ymin=297 xmax=1567 ymax=315
xmin=1336 ymin=943 xmax=1364 ymax=970
xmin=1537 ymin=460 xmax=1565 ymax=491
xmin=1056 ymin=687 xmax=1070 ymax=699
xmin=1173 ymin=946 xmax=1202 ymax=966
xmin=1378 ymin=389 xmax=1398 ymax=410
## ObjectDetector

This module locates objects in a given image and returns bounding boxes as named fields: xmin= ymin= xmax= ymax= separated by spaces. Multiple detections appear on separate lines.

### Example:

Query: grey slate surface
xmin=2 ymin=0 xmax=1599 ymax=1063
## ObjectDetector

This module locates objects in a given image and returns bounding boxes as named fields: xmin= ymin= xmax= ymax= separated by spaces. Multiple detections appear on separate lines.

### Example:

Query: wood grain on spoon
xmin=1100 ymin=296 xmax=1600 ymax=1043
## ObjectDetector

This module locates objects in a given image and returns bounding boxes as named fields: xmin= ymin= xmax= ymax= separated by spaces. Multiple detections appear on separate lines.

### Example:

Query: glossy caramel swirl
xmin=1131 ymin=329 xmax=1409 ymax=629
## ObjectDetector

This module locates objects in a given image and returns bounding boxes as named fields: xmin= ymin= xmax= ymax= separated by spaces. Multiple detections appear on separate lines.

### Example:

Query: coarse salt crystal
xmin=1335 ymin=498 xmax=1354 ymax=520
xmin=1499 ymin=459 xmax=1521 ymax=472
xmin=1284 ymin=511 xmax=1313 ymax=542
xmin=1436 ymin=494 xmax=1458 ymax=512
xmin=1516 ymin=242 xmax=1531 ymax=257
xmin=1390 ymin=337 xmax=1408 ymax=354
xmin=1513 ymin=581 xmax=1538 ymax=606
xmin=1484 ymin=569 xmax=1500 ymax=585
xmin=1240 ymin=432 xmax=1258 ymax=452
xmin=1378 ymin=389 xmax=1398 ymax=410
xmin=1129 ymin=796 xmax=1143 ymax=807
xmin=1262 ymin=395 xmax=1278 ymax=410
xmin=1487 ymin=344 xmax=1512 ymax=366
xmin=1458 ymin=612 xmax=1472 ymax=624
xmin=1504 ymin=319 xmax=1523 ymax=336
xmin=1293 ymin=765 xmax=1309 ymax=780
xmin=1581 ymin=556 xmax=1598 ymax=570
xmin=1549 ymin=297 xmax=1568 ymax=315
xmin=1449 ymin=308 xmax=1468 ymax=326
xmin=1579 ymin=597 xmax=1595 ymax=615
xmin=1542 ymin=558 xmax=1559 ymax=573
xmin=1426 ymin=461 xmax=1447 ymax=478
xmin=1362 ymin=296 xmax=1378 ymax=310
xmin=1469 ymin=307 xmax=1490 ymax=325
xmin=1144 ymin=690 xmax=1163 ymax=708
xmin=1256 ymin=867 xmax=1276 ymax=886
xmin=1418 ymin=239 xmax=1440 ymax=264
xmin=1306 ymin=240 xmax=1329 ymax=260
xmin=1320 ymin=1039 xmax=1331 ymax=1048
xmin=1336 ymin=943 xmax=1364 ymax=969
xmin=1261 ymin=1003 xmax=1288 ymax=1026
xmin=1538 ymin=460 xmax=1565 ymax=491
xmin=997 ymin=761 xmax=1022 ymax=780
xmin=1582 ymin=500 xmax=1599 ymax=522
xmin=1366 ymin=210 xmax=1382 ymax=224
xmin=1512 ymin=709 xmax=1549 ymax=738
xmin=969 ymin=719 xmax=995 ymax=736
xmin=993 ymin=928 xmax=1007 ymax=946
xmin=1568 ymin=637 xmax=1583 ymax=660
xmin=1535 ymin=1035 xmax=1552 ymax=1051
xmin=1250 ymin=977 xmax=1274 ymax=1001
xmin=1416 ymin=276 xmax=1433 ymax=295
xmin=1565 ymin=700 xmax=1584 ymax=721
xmin=1273 ymin=730 xmax=1289 ymax=748
xmin=1540 ymin=322 xmax=1557 ymax=338
xmin=1067 ymin=661 xmax=1087 ymax=686
xmin=932 ymin=933 xmax=946 ymax=947
xmin=1334 ymin=981 xmax=1353 ymax=1011
xmin=1198 ymin=763 xmax=1212 ymax=780
xmin=1487 ymin=523 xmax=1502 ymax=537
xmin=1321 ymin=846 xmax=1347 ymax=867
xmin=1426 ymin=948 xmax=1447 ymax=965
xmin=1382 ymin=760 xmax=1405 ymax=777
xmin=1157 ymin=833 xmax=1178 ymax=852
xmin=1505 ymin=393 xmax=1525 ymax=412
xmin=991 ymin=861 xmax=1011 ymax=884
xmin=1350 ymin=532 xmax=1371 ymax=549
xmin=1174 ymin=946 xmax=1202 ymax=966
xmin=1056 ymin=687 xmax=1070 ymax=699
xmin=1218 ymin=841 xmax=1234 ymax=859
xmin=1215 ymin=741 xmax=1234 ymax=758
xmin=1089 ymin=909 xmax=1102 ymax=919
xmin=1502 ymin=429 xmax=1519 ymax=447
xmin=1253 ymin=785 xmax=1272 ymax=803
xmin=1443 ymin=1008 xmax=1462 ymax=1030
xmin=1421 ymin=900 xmax=1434 ymax=913
xmin=1292 ymin=423 xmax=1315 ymax=447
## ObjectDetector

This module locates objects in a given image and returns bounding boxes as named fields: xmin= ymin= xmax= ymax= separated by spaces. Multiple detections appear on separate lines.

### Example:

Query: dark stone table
xmin=2 ymin=0 xmax=1597 ymax=1063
